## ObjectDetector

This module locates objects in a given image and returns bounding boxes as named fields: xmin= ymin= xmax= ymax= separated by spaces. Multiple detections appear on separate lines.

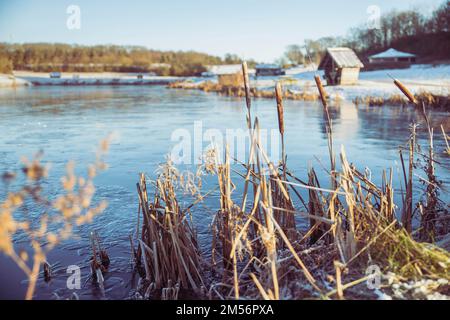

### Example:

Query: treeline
xmin=0 ymin=43 xmax=244 ymax=76
xmin=281 ymin=0 xmax=449 ymax=66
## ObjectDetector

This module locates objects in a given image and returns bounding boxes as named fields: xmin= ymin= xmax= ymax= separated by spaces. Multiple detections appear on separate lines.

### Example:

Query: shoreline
xmin=167 ymin=64 xmax=450 ymax=108
xmin=167 ymin=79 xmax=450 ymax=109
xmin=1 ymin=66 xmax=449 ymax=109
xmin=0 ymin=71 xmax=184 ymax=87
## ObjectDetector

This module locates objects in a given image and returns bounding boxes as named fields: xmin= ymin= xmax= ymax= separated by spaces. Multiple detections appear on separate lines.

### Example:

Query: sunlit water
xmin=0 ymin=86 xmax=448 ymax=300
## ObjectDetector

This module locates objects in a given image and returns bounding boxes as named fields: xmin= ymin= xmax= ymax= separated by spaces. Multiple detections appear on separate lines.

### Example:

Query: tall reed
xmin=134 ymin=166 xmax=204 ymax=298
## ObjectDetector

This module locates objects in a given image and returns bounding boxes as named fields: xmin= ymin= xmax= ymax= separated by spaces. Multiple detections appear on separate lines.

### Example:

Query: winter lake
xmin=0 ymin=85 xmax=448 ymax=299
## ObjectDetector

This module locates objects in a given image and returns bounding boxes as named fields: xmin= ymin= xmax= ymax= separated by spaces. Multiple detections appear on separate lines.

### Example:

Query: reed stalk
xmin=134 ymin=169 xmax=204 ymax=298
xmin=441 ymin=125 xmax=450 ymax=156
xmin=401 ymin=125 xmax=416 ymax=234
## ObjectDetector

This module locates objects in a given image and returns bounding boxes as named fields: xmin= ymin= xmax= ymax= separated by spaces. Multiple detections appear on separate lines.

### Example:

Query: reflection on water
xmin=0 ymin=86 xmax=448 ymax=300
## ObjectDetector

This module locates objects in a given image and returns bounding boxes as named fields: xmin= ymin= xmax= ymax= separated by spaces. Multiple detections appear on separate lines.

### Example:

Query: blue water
xmin=0 ymin=86 xmax=448 ymax=299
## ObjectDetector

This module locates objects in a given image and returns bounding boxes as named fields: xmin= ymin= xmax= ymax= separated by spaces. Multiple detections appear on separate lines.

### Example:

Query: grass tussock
xmin=168 ymin=79 xmax=319 ymax=102
xmin=132 ymin=162 xmax=205 ymax=299
xmin=353 ymin=92 xmax=449 ymax=109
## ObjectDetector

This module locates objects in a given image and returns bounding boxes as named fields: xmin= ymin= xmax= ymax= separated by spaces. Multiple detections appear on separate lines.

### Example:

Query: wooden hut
xmin=318 ymin=48 xmax=364 ymax=85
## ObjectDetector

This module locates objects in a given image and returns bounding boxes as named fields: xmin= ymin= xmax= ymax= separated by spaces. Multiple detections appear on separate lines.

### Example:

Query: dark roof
xmin=255 ymin=64 xmax=282 ymax=69
xmin=318 ymin=48 xmax=364 ymax=69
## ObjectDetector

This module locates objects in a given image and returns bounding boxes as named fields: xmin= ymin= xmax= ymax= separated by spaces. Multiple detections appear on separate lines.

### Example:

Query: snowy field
xmin=360 ymin=64 xmax=450 ymax=84
xmin=253 ymin=64 xmax=450 ymax=101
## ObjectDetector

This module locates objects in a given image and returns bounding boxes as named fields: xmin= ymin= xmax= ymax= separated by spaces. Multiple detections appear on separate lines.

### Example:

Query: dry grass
xmin=139 ymin=63 xmax=450 ymax=300
xmin=353 ymin=92 xmax=449 ymax=109
xmin=132 ymin=161 xmax=205 ymax=299
xmin=218 ymin=72 xmax=244 ymax=87
xmin=4 ymin=64 xmax=448 ymax=300
xmin=168 ymin=78 xmax=320 ymax=102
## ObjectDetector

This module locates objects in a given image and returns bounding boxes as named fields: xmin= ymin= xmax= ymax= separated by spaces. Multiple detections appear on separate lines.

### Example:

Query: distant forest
xmin=0 ymin=0 xmax=448 ymax=75
xmin=0 ymin=44 xmax=245 ymax=76
xmin=281 ymin=0 xmax=449 ymax=66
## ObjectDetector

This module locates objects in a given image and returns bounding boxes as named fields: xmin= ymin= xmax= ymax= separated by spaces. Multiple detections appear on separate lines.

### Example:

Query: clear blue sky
xmin=0 ymin=0 xmax=443 ymax=62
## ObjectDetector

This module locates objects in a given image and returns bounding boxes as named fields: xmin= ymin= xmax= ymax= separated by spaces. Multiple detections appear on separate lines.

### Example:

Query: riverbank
xmin=168 ymin=79 xmax=450 ymax=109
xmin=3 ymin=71 xmax=183 ymax=87
xmin=168 ymin=64 xmax=450 ymax=108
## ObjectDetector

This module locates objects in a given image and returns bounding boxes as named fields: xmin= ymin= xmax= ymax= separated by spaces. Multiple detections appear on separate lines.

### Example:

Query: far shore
xmin=1 ymin=65 xmax=449 ymax=109
xmin=0 ymin=71 xmax=184 ymax=87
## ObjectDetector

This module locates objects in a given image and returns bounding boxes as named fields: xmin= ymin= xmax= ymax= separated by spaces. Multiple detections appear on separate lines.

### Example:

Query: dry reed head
xmin=314 ymin=75 xmax=328 ymax=108
xmin=393 ymin=79 xmax=417 ymax=104
xmin=275 ymin=82 xmax=285 ymax=136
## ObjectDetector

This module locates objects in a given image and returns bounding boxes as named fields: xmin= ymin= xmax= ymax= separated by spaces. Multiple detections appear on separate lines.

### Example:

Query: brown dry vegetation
xmin=133 ymin=64 xmax=450 ymax=300
xmin=353 ymin=92 xmax=450 ymax=109
xmin=168 ymin=80 xmax=320 ymax=102
xmin=169 ymin=79 xmax=449 ymax=109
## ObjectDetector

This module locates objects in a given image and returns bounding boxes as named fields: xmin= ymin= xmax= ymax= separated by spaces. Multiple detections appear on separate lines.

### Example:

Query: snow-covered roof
xmin=369 ymin=48 xmax=416 ymax=59
xmin=206 ymin=64 xmax=242 ymax=75
xmin=319 ymin=48 xmax=364 ymax=69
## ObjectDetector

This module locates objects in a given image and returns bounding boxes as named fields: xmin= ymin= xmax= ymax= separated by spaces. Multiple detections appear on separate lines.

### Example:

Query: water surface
xmin=0 ymin=86 xmax=448 ymax=299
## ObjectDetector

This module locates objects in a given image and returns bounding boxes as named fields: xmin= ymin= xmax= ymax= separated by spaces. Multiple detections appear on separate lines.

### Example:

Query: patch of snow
xmin=0 ymin=74 xmax=31 ymax=87
xmin=373 ymin=289 xmax=392 ymax=300
xmin=360 ymin=64 xmax=450 ymax=83
xmin=250 ymin=64 xmax=449 ymax=101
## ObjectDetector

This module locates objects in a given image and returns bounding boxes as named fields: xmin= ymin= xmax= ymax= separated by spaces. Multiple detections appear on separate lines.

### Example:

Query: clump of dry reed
xmin=353 ymin=92 xmax=449 ymax=109
xmin=141 ymin=64 xmax=450 ymax=300
xmin=167 ymin=75 xmax=320 ymax=102
xmin=90 ymin=230 xmax=110 ymax=291
xmin=132 ymin=161 xmax=205 ymax=299
xmin=0 ymin=137 xmax=110 ymax=300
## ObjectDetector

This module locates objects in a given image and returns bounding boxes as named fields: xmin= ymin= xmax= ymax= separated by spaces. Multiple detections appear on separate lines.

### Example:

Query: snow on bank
xmin=0 ymin=74 xmax=31 ymax=87
xmin=253 ymin=64 xmax=450 ymax=101
xmin=360 ymin=64 xmax=450 ymax=83
xmin=10 ymin=71 xmax=182 ymax=86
